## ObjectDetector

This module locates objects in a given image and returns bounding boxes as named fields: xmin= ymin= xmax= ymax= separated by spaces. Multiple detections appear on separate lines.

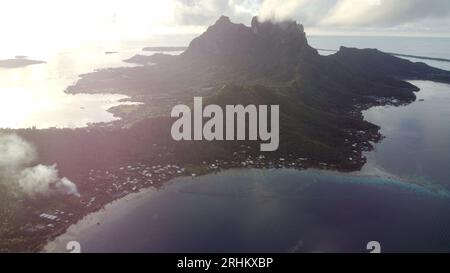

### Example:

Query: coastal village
xmin=16 ymin=129 xmax=376 ymax=251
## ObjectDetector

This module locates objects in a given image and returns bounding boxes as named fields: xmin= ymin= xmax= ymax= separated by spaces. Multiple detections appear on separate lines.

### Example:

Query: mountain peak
xmin=251 ymin=16 xmax=304 ymax=33
xmin=216 ymin=15 xmax=231 ymax=25
xmin=251 ymin=16 xmax=307 ymax=44
xmin=207 ymin=15 xmax=246 ymax=33
xmin=181 ymin=15 xmax=317 ymax=72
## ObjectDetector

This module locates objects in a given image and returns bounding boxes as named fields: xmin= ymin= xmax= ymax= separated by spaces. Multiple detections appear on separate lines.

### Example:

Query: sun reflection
xmin=0 ymin=41 xmax=143 ymax=129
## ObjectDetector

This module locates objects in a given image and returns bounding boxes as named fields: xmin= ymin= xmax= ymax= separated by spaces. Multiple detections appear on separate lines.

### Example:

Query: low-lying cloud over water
xmin=0 ymin=133 xmax=79 ymax=197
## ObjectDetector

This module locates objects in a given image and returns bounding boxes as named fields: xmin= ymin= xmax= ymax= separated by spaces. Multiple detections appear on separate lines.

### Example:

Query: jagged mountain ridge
xmin=180 ymin=16 xmax=317 ymax=74
xmin=72 ymin=15 xmax=450 ymax=100
xmin=122 ymin=15 xmax=319 ymax=83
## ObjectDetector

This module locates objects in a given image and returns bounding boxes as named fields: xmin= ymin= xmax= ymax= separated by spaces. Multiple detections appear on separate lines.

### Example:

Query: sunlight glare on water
xmin=0 ymin=41 xmax=149 ymax=129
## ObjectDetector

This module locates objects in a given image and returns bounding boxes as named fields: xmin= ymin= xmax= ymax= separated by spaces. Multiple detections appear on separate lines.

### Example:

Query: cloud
xmin=321 ymin=0 xmax=450 ymax=27
xmin=0 ymin=134 xmax=80 ymax=197
xmin=170 ymin=0 xmax=336 ymax=28
xmin=258 ymin=0 xmax=335 ymax=24
xmin=2 ymin=0 xmax=450 ymax=46
xmin=171 ymin=0 xmax=450 ymax=35
xmin=56 ymin=177 xmax=80 ymax=197
xmin=0 ymin=133 xmax=36 ymax=171
xmin=18 ymin=164 xmax=80 ymax=197
xmin=257 ymin=0 xmax=450 ymax=27
xmin=258 ymin=0 xmax=305 ymax=22
xmin=172 ymin=0 xmax=257 ymax=26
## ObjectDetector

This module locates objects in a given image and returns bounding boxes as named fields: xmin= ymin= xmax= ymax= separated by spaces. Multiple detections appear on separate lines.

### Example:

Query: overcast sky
xmin=1 ymin=0 xmax=450 ymax=47
xmin=174 ymin=0 xmax=450 ymax=36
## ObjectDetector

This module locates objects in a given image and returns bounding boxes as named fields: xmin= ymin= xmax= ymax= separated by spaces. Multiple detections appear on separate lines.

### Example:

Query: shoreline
xmin=43 ymin=164 xmax=450 ymax=253
xmin=1 ymin=88 xmax=405 ymax=253
xmin=43 ymin=184 xmax=162 ymax=253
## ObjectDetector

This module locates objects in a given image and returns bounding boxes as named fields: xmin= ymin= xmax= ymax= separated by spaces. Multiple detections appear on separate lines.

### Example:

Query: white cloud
xmin=0 ymin=134 xmax=80 ymax=197
xmin=172 ymin=0 xmax=257 ymax=25
xmin=258 ymin=0 xmax=305 ymax=22
xmin=172 ymin=0 xmax=450 ymax=35
xmin=321 ymin=0 xmax=450 ymax=27
xmin=1 ymin=0 xmax=450 ymax=41
xmin=258 ymin=0 xmax=335 ymax=24
xmin=0 ymin=133 xmax=36 ymax=171
xmin=18 ymin=164 xmax=60 ymax=196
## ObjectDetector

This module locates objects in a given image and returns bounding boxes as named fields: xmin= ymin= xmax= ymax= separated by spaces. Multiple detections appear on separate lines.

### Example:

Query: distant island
xmin=318 ymin=48 xmax=450 ymax=63
xmin=0 ymin=57 xmax=45 ymax=68
xmin=123 ymin=47 xmax=187 ymax=65
xmin=2 ymin=15 xmax=450 ymax=252
xmin=386 ymin=52 xmax=450 ymax=63
xmin=123 ymin=53 xmax=176 ymax=65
